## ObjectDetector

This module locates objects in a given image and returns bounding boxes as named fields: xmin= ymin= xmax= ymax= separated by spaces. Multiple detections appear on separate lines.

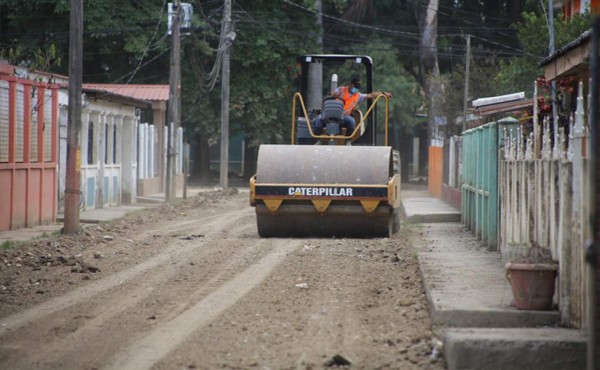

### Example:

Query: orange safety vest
xmin=338 ymin=86 xmax=360 ymax=115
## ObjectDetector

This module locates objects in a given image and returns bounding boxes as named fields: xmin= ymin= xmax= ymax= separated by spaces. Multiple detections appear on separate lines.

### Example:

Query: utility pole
xmin=167 ymin=1 xmax=181 ymax=202
xmin=219 ymin=0 xmax=232 ymax=189
xmin=307 ymin=0 xmax=323 ymax=111
xmin=63 ymin=0 xmax=83 ymax=234
xmin=462 ymin=34 xmax=471 ymax=133
xmin=418 ymin=0 xmax=443 ymax=144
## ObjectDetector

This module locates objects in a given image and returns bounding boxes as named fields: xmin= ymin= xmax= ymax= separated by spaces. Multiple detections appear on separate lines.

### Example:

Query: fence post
xmin=449 ymin=136 xmax=456 ymax=188
xmin=571 ymin=82 xmax=586 ymax=327
xmin=558 ymin=124 xmax=573 ymax=325
xmin=489 ymin=123 xmax=498 ymax=250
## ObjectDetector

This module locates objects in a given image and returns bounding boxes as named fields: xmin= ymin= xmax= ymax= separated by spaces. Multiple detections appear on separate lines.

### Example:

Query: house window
xmin=105 ymin=123 xmax=109 ymax=164
xmin=113 ymin=124 xmax=117 ymax=164
xmin=87 ymin=121 xmax=94 ymax=164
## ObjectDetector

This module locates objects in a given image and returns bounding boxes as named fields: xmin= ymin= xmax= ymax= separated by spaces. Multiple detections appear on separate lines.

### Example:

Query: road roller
xmin=249 ymin=55 xmax=401 ymax=238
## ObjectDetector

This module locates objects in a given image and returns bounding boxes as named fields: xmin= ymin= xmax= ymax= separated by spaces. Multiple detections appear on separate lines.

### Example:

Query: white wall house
xmin=81 ymin=84 xmax=180 ymax=199
xmin=58 ymin=87 xmax=149 ymax=211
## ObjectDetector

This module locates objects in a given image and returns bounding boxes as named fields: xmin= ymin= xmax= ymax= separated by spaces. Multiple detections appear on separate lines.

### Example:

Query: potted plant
xmin=505 ymin=244 xmax=558 ymax=310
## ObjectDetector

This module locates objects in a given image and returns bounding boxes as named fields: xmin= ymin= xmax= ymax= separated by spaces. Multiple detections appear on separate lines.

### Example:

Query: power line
xmin=125 ymin=0 xmax=168 ymax=84
xmin=280 ymin=0 xmax=419 ymax=37
xmin=111 ymin=48 xmax=170 ymax=84
xmin=280 ymin=0 xmax=525 ymax=56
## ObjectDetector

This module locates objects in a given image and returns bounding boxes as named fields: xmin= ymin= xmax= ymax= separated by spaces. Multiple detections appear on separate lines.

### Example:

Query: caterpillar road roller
xmin=249 ymin=55 xmax=401 ymax=237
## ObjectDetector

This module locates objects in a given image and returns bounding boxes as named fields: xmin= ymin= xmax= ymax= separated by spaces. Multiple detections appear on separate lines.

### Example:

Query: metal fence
xmin=0 ymin=73 xmax=59 ymax=230
xmin=462 ymin=118 xmax=518 ymax=249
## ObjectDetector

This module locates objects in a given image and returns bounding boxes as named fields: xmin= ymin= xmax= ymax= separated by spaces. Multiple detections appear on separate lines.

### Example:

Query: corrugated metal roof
xmin=82 ymin=86 xmax=151 ymax=108
xmin=539 ymin=29 xmax=591 ymax=67
xmin=475 ymin=98 xmax=533 ymax=117
xmin=82 ymin=84 xmax=170 ymax=101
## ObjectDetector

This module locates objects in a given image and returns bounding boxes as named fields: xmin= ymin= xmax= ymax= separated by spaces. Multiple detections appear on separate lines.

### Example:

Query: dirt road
xmin=0 ymin=189 xmax=443 ymax=369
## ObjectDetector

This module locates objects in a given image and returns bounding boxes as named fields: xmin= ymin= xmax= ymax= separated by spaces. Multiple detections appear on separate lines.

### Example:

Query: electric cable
xmin=124 ymin=0 xmax=168 ymax=84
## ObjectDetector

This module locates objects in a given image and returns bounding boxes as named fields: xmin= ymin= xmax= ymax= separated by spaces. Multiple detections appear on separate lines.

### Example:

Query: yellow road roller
xmin=249 ymin=55 xmax=401 ymax=237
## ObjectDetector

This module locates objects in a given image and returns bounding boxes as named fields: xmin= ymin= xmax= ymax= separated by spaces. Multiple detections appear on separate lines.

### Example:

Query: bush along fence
xmin=500 ymin=81 xmax=591 ymax=328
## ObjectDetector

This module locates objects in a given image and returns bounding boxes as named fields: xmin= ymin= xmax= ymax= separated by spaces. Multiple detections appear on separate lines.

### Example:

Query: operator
xmin=316 ymin=76 xmax=392 ymax=134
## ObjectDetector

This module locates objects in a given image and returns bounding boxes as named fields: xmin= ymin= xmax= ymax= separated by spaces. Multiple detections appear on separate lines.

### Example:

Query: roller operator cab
xmin=249 ymin=54 xmax=401 ymax=238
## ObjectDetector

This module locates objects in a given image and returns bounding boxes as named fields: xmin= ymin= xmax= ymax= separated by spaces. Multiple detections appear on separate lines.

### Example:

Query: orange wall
xmin=428 ymin=146 xmax=443 ymax=198
xmin=563 ymin=0 xmax=600 ymax=16
xmin=0 ymin=72 xmax=58 ymax=231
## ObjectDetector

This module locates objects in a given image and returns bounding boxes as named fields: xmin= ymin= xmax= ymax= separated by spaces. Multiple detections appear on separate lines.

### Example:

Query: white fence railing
xmin=138 ymin=123 xmax=183 ymax=181
xmin=499 ymin=81 xmax=591 ymax=328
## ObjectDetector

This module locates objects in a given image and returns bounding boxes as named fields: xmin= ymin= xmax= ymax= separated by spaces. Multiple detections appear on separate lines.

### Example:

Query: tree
xmin=181 ymin=0 xmax=319 ymax=182
xmin=332 ymin=0 xmax=529 ymax=142
xmin=493 ymin=10 xmax=592 ymax=96
xmin=0 ymin=0 xmax=169 ymax=83
xmin=443 ymin=58 xmax=502 ymax=130
xmin=414 ymin=0 xmax=444 ymax=142
xmin=363 ymin=39 xmax=422 ymax=181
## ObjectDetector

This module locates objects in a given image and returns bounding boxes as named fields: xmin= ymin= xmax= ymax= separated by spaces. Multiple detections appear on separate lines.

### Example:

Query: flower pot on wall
xmin=505 ymin=262 xmax=558 ymax=310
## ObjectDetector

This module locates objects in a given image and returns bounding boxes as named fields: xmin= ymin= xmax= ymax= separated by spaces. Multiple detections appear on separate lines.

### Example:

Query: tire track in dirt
xmin=6 ymin=235 xmax=274 ymax=368
xmin=292 ymin=249 xmax=363 ymax=367
xmin=0 ymin=193 xmax=443 ymax=370
xmin=0 ymin=206 xmax=254 ymax=337
xmin=135 ymin=203 xmax=253 ymax=241
xmin=104 ymin=239 xmax=301 ymax=370
xmin=159 ymin=233 xmax=437 ymax=370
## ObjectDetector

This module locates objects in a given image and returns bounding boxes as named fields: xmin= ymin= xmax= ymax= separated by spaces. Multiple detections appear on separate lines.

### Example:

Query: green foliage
xmin=555 ymin=12 xmax=592 ymax=48
xmin=33 ymin=44 xmax=61 ymax=72
xmin=0 ymin=1 xmax=69 ymax=73
xmin=440 ymin=7 xmax=593 ymax=130
xmin=182 ymin=0 xmax=318 ymax=147
xmin=0 ymin=0 xmax=168 ymax=81
xmin=514 ymin=11 xmax=549 ymax=57
xmin=0 ymin=44 xmax=61 ymax=73
xmin=1 ymin=240 xmax=14 ymax=250
xmin=0 ymin=46 xmax=24 ymax=66
xmin=363 ymin=40 xmax=422 ymax=132
xmin=443 ymin=58 xmax=504 ymax=129
xmin=493 ymin=57 xmax=541 ymax=96
xmin=7 ymin=0 xmax=570 ymax=156
xmin=493 ymin=10 xmax=592 ymax=96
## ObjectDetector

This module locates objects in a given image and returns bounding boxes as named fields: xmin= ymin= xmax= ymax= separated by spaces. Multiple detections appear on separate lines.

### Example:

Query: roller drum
xmin=254 ymin=145 xmax=396 ymax=238
xmin=256 ymin=145 xmax=392 ymax=185
xmin=256 ymin=203 xmax=392 ymax=238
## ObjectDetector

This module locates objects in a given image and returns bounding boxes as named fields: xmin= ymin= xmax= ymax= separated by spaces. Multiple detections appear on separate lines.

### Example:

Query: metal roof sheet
xmin=539 ymin=29 xmax=591 ymax=67
xmin=475 ymin=98 xmax=534 ymax=117
xmin=82 ymin=84 xmax=170 ymax=101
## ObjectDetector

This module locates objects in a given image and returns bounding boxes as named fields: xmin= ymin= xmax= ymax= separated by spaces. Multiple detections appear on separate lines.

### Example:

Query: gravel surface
xmin=0 ymin=189 xmax=444 ymax=369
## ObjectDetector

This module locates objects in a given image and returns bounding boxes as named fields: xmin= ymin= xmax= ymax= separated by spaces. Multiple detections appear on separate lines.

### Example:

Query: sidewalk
xmin=0 ymin=186 xmax=219 ymax=244
xmin=401 ymin=186 xmax=586 ymax=370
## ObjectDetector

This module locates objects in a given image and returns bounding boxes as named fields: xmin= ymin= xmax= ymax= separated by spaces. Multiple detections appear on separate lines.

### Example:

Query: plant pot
xmin=505 ymin=262 xmax=558 ymax=310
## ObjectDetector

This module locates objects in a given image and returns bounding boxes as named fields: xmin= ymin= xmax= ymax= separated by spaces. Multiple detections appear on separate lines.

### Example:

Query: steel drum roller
xmin=253 ymin=145 xmax=396 ymax=237
xmin=256 ymin=145 xmax=392 ymax=184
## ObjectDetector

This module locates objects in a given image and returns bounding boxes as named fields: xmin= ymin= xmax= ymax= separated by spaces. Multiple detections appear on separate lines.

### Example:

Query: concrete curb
xmin=407 ymin=213 xmax=461 ymax=223
xmin=414 ymin=221 xmax=586 ymax=369
xmin=404 ymin=203 xmax=585 ymax=370
xmin=443 ymin=328 xmax=586 ymax=370
xmin=418 ymin=250 xmax=561 ymax=329
xmin=402 ymin=190 xmax=461 ymax=224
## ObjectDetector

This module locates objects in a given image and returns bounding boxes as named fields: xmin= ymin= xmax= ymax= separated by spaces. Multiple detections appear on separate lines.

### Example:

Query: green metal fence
xmin=462 ymin=118 xmax=518 ymax=249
